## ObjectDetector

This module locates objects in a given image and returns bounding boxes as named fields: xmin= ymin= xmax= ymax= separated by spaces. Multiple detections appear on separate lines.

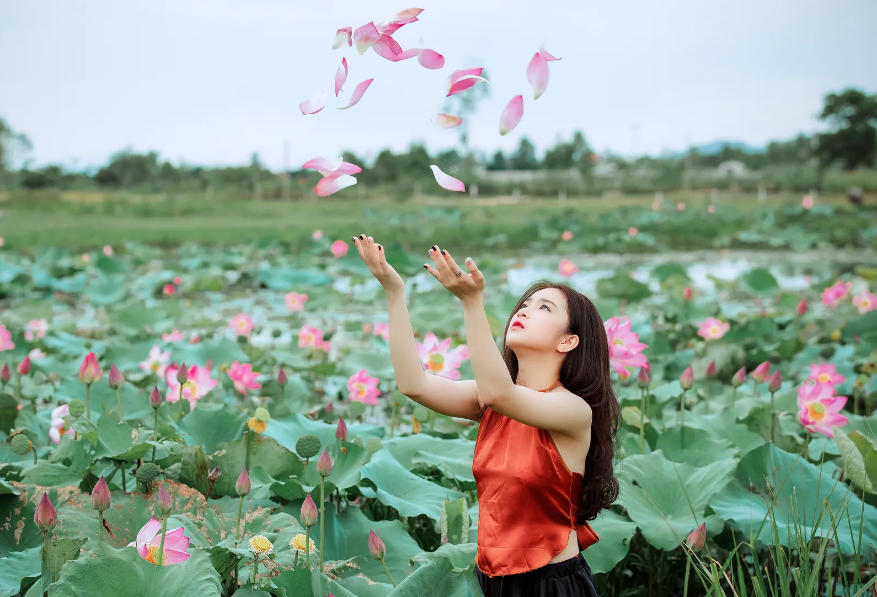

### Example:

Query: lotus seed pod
xmin=10 ymin=433 xmax=31 ymax=455
xmin=295 ymin=434 xmax=321 ymax=460
xmin=351 ymin=436 xmax=364 ymax=448
xmin=413 ymin=405 xmax=430 ymax=422
xmin=163 ymin=462 xmax=181 ymax=481
xmin=694 ymin=341 xmax=706 ymax=357
xmin=392 ymin=390 xmax=408 ymax=407
xmin=348 ymin=400 xmax=366 ymax=419
xmin=365 ymin=437 xmax=382 ymax=455
xmin=254 ymin=407 xmax=270 ymax=423
xmin=136 ymin=462 xmax=161 ymax=484
xmin=272 ymin=403 xmax=291 ymax=418
xmin=68 ymin=399 xmax=85 ymax=418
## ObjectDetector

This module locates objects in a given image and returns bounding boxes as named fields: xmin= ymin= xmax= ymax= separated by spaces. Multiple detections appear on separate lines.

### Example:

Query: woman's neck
xmin=515 ymin=357 xmax=562 ymax=391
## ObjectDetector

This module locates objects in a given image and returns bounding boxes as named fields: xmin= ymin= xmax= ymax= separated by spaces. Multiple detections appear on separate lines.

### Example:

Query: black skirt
xmin=475 ymin=553 xmax=600 ymax=597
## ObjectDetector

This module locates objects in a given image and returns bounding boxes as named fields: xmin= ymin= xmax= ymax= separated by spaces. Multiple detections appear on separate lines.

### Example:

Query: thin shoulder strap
xmin=539 ymin=380 xmax=563 ymax=393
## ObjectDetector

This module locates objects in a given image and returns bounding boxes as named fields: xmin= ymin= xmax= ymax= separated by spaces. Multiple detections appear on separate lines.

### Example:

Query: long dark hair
xmin=483 ymin=281 xmax=621 ymax=523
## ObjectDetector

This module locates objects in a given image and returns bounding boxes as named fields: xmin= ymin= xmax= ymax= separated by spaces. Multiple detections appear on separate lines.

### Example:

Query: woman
xmin=352 ymin=235 xmax=620 ymax=597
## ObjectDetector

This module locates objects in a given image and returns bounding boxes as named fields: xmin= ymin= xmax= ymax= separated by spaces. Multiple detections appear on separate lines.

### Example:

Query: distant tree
xmin=371 ymin=149 xmax=399 ymax=184
xmin=766 ymin=134 xmax=813 ymax=164
xmin=0 ymin=116 xmax=32 ymax=188
xmin=817 ymin=88 xmax=877 ymax=170
xmin=509 ymin=137 xmax=538 ymax=170
xmin=95 ymin=150 xmax=159 ymax=187
xmin=399 ymin=143 xmax=431 ymax=174
xmin=486 ymin=150 xmax=507 ymax=171
xmin=442 ymin=68 xmax=491 ymax=151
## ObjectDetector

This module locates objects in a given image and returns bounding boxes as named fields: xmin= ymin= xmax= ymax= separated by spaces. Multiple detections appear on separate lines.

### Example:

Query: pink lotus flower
xmin=683 ymin=287 xmax=693 ymax=300
xmin=499 ymin=95 xmax=524 ymax=136
xmin=312 ymin=229 xmax=323 ymax=241
xmin=228 ymin=361 xmax=261 ymax=394
xmin=24 ymin=319 xmax=48 ymax=341
xmin=162 ymin=284 xmax=176 ymax=296
xmin=348 ymin=369 xmax=381 ymax=405
xmin=230 ymin=313 xmax=255 ymax=338
xmin=697 ymin=318 xmax=730 ymax=340
xmin=853 ymin=291 xmax=877 ymax=313
xmin=821 ymin=281 xmax=851 ymax=308
xmin=103 ymin=245 xmax=113 ymax=256
xmin=372 ymin=323 xmax=390 ymax=341
xmin=81 ymin=253 xmax=91 ymax=264
xmin=332 ymin=27 xmax=352 ymax=50
xmin=686 ymin=523 xmax=707 ymax=550
xmin=28 ymin=348 xmax=47 ymax=361
xmin=79 ymin=352 xmax=103 ymax=385
xmin=604 ymin=316 xmax=649 ymax=378
xmin=0 ymin=325 xmax=15 ymax=351
xmin=677 ymin=202 xmax=686 ymax=211
xmin=561 ymin=231 xmax=572 ymax=241
xmin=299 ymin=325 xmax=325 ymax=349
xmin=331 ymin=240 xmax=349 ymax=258
xmin=320 ymin=340 xmax=332 ymax=354
xmin=707 ymin=205 xmax=715 ymax=214
xmin=417 ymin=332 xmax=469 ymax=380
xmin=285 ymin=292 xmax=309 ymax=312
xmin=797 ymin=300 xmax=808 ymax=315
xmin=368 ymin=529 xmax=386 ymax=560
xmin=165 ymin=363 xmax=217 ymax=410
xmin=429 ymin=165 xmax=465 ymax=192
xmin=802 ymin=195 xmax=814 ymax=209
xmin=628 ymin=227 xmax=638 ymax=236
xmin=128 ymin=518 xmax=191 ymax=565
xmin=161 ymin=330 xmax=185 ymax=343
xmin=49 ymin=404 xmax=75 ymax=444
xmin=752 ymin=361 xmax=771 ymax=383
xmin=173 ymin=276 xmax=183 ymax=285
xmin=559 ymin=258 xmax=578 ymax=277
xmin=809 ymin=363 xmax=845 ymax=387
xmin=140 ymin=345 xmax=172 ymax=378
xmin=797 ymin=380 xmax=848 ymax=437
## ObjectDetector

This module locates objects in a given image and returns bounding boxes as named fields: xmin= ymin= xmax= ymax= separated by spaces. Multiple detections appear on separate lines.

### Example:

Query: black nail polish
xmin=432 ymin=245 xmax=437 ymax=250
xmin=441 ymin=249 xmax=445 ymax=255
xmin=351 ymin=237 xmax=356 ymax=242
xmin=360 ymin=234 xmax=365 ymax=240
xmin=423 ymin=264 xmax=427 ymax=269
xmin=378 ymin=246 xmax=382 ymax=251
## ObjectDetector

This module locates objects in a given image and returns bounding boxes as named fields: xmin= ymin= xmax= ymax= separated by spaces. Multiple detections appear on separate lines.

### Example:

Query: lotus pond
xmin=1 ymin=210 xmax=877 ymax=597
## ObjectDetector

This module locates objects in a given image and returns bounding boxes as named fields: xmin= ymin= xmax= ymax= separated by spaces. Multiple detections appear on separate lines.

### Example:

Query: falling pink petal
xmin=418 ymin=49 xmax=444 ymax=69
xmin=448 ymin=67 xmax=482 ymax=88
xmin=353 ymin=22 xmax=380 ymax=55
xmin=432 ymin=113 xmax=462 ymax=128
xmin=371 ymin=34 xmax=403 ymax=61
xmin=315 ymin=174 xmax=358 ymax=197
xmin=337 ymin=78 xmax=373 ymax=110
xmin=447 ymin=74 xmax=488 ymax=97
xmin=332 ymin=162 xmax=363 ymax=176
xmin=377 ymin=8 xmax=423 ymax=35
xmin=395 ymin=47 xmax=423 ymax=61
xmin=499 ymin=95 xmax=524 ymax=136
xmin=332 ymin=27 xmax=352 ymax=50
xmin=527 ymin=52 xmax=549 ymax=99
xmin=430 ymin=165 xmax=465 ymax=192
xmin=335 ymin=57 xmax=348 ymax=96
xmin=303 ymin=157 xmax=344 ymax=172
xmin=299 ymin=88 xmax=327 ymax=115
xmin=539 ymin=45 xmax=561 ymax=61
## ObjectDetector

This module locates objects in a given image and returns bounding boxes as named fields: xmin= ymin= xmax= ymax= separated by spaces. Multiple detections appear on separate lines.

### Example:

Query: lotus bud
xmin=17 ymin=357 xmax=30 ymax=376
xmin=317 ymin=448 xmax=333 ymax=477
xmin=752 ymin=361 xmax=771 ymax=383
xmin=731 ymin=367 xmax=746 ymax=387
xmin=158 ymin=484 xmax=172 ymax=517
xmin=300 ymin=494 xmax=318 ymax=527
xmin=68 ymin=399 xmax=85 ymax=418
xmin=235 ymin=468 xmax=251 ymax=496
xmin=680 ymin=366 xmax=694 ymax=390
xmin=686 ymin=523 xmax=706 ymax=550
xmin=176 ymin=363 xmax=188 ymax=384
xmin=91 ymin=476 xmax=111 ymax=512
xmin=768 ymin=370 xmax=782 ymax=393
xmin=0 ymin=364 xmax=9 ymax=383
xmin=277 ymin=367 xmax=288 ymax=387
xmin=706 ymin=361 xmax=716 ymax=377
xmin=683 ymin=287 xmax=693 ymax=300
xmin=207 ymin=467 xmax=222 ymax=483
xmin=149 ymin=387 xmax=162 ymax=409
xmin=368 ymin=529 xmax=386 ymax=560
xmin=796 ymin=300 xmax=807 ymax=315
xmin=34 ymin=492 xmax=57 ymax=532
xmin=336 ymin=417 xmax=348 ymax=441
xmin=636 ymin=366 xmax=651 ymax=388
xmin=78 ymin=352 xmax=103 ymax=385
xmin=108 ymin=364 xmax=124 ymax=389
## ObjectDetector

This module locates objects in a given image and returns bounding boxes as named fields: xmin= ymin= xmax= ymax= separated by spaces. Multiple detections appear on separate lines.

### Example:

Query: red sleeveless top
xmin=472 ymin=379 xmax=599 ymax=577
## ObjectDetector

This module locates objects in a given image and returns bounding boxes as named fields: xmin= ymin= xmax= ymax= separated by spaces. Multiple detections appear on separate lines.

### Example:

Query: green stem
xmin=178 ymin=384 xmax=184 ymax=419
xmin=752 ymin=378 xmax=757 ymax=398
xmin=770 ymin=391 xmax=775 ymax=443
xmin=294 ymin=550 xmax=299 ymax=568
xmin=157 ymin=515 xmax=168 ymax=566
xmin=41 ymin=531 xmax=49 ymax=597
xmin=122 ymin=462 xmax=127 ymax=493
xmin=381 ymin=559 xmax=397 ymax=587
xmin=319 ymin=477 xmax=325 ymax=570
xmin=99 ymin=511 xmax=104 ymax=541
xmin=679 ymin=389 xmax=686 ymax=449
xmin=639 ymin=387 xmax=647 ymax=454
xmin=85 ymin=384 xmax=91 ymax=422
xmin=235 ymin=495 xmax=244 ymax=540
xmin=683 ymin=553 xmax=691 ymax=597
xmin=33 ymin=447 xmax=38 ymax=464
xmin=151 ymin=409 xmax=159 ymax=463
xmin=706 ymin=380 xmax=711 ymax=415
xmin=16 ymin=375 xmax=21 ymax=401
xmin=305 ymin=526 xmax=311 ymax=569
xmin=252 ymin=555 xmax=259 ymax=587
xmin=732 ymin=385 xmax=737 ymax=408
xmin=116 ymin=388 xmax=123 ymax=419
xmin=245 ymin=430 xmax=252 ymax=471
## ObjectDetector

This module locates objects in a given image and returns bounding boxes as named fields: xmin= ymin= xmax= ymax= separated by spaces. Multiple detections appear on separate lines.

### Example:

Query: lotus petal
xmin=395 ymin=47 xmax=423 ymax=61
xmin=337 ymin=78 xmax=373 ymax=110
xmin=372 ymin=34 xmax=403 ymax=61
xmin=418 ymin=49 xmax=444 ymax=69
xmin=353 ymin=22 xmax=380 ymax=55
xmin=527 ymin=52 xmax=549 ymax=99
xmin=499 ymin=95 xmax=524 ymax=136
xmin=299 ymin=88 xmax=327 ymax=115
xmin=539 ymin=45 xmax=561 ymax=61
xmin=332 ymin=27 xmax=352 ymax=49
xmin=432 ymin=113 xmax=462 ymax=128
xmin=430 ymin=165 xmax=465 ymax=192
xmin=303 ymin=157 xmax=344 ymax=172
xmin=447 ymin=74 xmax=488 ymax=97
xmin=335 ymin=57 xmax=348 ymax=96
xmin=377 ymin=8 xmax=423 ymax=35
xmin=334 ymin=162 xmax=363 ymax=175
xmin=315 ymin=173 xmax=358 ymax=197
xmin=448 ymin=67 xmax=482 ymax=88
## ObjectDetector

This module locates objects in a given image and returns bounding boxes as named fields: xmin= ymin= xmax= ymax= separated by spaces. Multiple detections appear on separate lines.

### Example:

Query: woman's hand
xmin=352 ymin=234 xmax=405 ymax=295
xmin=424 ymin=244 xmax=485 ymax=303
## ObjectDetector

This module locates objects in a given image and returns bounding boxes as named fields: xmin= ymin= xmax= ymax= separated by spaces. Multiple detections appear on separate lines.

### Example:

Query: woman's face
xmin=505 ymin=287 xmax=570 ymax=352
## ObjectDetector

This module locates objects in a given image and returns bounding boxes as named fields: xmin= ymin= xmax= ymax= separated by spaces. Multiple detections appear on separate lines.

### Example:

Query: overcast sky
xmin=1 ymin=0 xmax=875 ymax=171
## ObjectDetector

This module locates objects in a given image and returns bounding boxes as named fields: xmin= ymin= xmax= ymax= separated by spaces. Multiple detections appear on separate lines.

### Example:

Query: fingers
xmin=428 ymin=244 xmax=452 ymax=276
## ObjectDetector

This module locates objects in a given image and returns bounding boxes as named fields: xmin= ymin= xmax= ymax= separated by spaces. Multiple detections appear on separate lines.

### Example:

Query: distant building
xmin=714 ymin=160 xmax=750 ymax=178
xmin=473 ymin=166 xmax=585 ymax=186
